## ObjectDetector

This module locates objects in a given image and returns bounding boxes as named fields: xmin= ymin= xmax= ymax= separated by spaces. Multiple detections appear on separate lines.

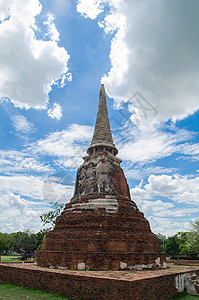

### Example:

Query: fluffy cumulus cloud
xmin=131 ymin=174 xmax=199 ymax=205
xmin=0 ymin=174 xmax=72 ymax=203
xmin=0 ymin=193 xmax=43 ymax=232
xmin=77 ymin=0 xmax=199 ymax=123
xmin=0 ymin=175 xmax=44 ymax=200
xmin=130 ymin=174 xmax=199 ymax=235
xmin=77 ymin=0 xmax=105 ymax=20
xmin=47 ymin=103 xmax=62 ymax=120
xmin=0 ymin=174 xmax=73 ymax=232
xmin=42 ymin=175 xmax=74 ymax=204
xmin=147 ymin=216 xmax=193 ymax=237
xmin=0 ymin=0 xmax=70 ymax=109
xmin=0 ymin=123 xmax=95 ymax=231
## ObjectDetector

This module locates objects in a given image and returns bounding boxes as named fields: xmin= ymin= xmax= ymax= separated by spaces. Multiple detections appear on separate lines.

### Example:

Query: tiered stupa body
xmin=36 ymin=85 xmax=166 ymax=270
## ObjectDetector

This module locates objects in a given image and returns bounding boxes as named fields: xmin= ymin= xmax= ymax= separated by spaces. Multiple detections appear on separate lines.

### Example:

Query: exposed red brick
xmin=0 ymin=263 xmax=199 ymax=299
xmin=36 ymin=85 xmax=166 ymax=270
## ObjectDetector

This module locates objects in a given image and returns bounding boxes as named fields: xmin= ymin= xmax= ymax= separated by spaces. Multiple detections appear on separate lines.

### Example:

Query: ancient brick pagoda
xmin=36 ymin=84 xmax=166 ymax=270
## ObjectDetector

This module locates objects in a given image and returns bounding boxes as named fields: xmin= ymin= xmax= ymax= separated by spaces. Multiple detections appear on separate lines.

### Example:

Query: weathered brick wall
xmin=36 ymin=151 xmax=165 ymax=270
xmin=36 ymin=206 xmax=165 ymax=269
xmin=36 ymin=250 xmax=166 ymax=270
xmin=0 ymin=264 xmax=199 ymax=299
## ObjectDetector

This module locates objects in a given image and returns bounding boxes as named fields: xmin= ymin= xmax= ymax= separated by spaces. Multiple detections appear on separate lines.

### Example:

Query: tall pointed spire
xmin=36 ymin=83 xmax=166 ymax=272
xmin=87 ymin=84 xmax=118 ymax=155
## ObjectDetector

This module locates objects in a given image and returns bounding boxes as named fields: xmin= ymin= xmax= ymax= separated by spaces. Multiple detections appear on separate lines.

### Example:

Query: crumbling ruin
xmin=36 ymin=84 xmax=166 ymax=270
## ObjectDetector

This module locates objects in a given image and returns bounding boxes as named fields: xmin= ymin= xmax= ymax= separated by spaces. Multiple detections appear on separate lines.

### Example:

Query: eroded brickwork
xmin=36 ymin=84 xmax=166 ymax=270
xmin=1 ymin=264 xmax=199 ymax=299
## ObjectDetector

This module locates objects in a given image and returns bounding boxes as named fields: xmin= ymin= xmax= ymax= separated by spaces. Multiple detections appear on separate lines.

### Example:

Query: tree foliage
xmin=0 ymin=232 xmax=10 ymax=253
xmin=0 ymin=229 xmax=47 ymax=253
xmin=40 ymin=202 xmax=64 ymax=229
xmin=156 ymin=219 xmax=199 ymax=257
xmin=164 ymin=236 xmax=180 ymax=256
xmin=179 ymin=220 xmax=199 ymax=256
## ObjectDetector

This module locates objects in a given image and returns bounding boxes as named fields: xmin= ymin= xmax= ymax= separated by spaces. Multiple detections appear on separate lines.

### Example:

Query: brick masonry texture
xmin=36 ymin=157 xmax=166 ymax=269
xmin=36 ymin=84 xmax=166 ymax=270
xmin=0 ymin=263 xmax=199 ymax=299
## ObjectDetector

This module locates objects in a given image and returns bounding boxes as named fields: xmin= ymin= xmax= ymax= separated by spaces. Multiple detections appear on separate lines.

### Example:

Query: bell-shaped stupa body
xmin=35 ymin=84 xmax=166 ymax=270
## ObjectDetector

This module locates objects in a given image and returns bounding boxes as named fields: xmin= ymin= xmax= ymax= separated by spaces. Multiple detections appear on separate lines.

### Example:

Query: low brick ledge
xmin=0 ymin=263 xmax=199 ymax=299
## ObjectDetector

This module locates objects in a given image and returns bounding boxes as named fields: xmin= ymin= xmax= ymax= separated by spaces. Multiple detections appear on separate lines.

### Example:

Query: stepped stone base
xmin=36 ymin=196 xmax=166 ymax=270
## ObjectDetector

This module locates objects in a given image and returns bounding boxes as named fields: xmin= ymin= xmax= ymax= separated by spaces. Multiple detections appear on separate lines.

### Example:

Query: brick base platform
xmin=36 ymin=250 xmax=166 ymax=270
xmin=0 ymin=263 xmax=199 ymax=299
xmin=36 ymin=203 xmax=166 ymax=270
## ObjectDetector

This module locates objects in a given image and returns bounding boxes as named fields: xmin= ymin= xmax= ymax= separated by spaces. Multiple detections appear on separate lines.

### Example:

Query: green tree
xmin=5 ymin=230 xmax=48 ymax=253
xmin=0 ymin=232 xmax=9 ymax=253
xmin=175 ymin=231 xmax=189 ymax=255
xmin=40 ymin=202 xmax=64 ymax=229
xmin=180 ymin=219 xmax=199 ymax=256
xmin=35 ymin=229 xmax=49 ymax=250
xmin=164 ymin=236 xmax=180 ymax=256
xmin=7 ymin=230 xmax=39 ymax=252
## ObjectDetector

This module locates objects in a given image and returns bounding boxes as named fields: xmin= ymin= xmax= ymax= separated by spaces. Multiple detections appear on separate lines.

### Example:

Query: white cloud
xmin=125 ymin=166 xmax=177 ymax=180
xmin=0 ymin=150 xmax=51 ymax=174
xmin=131 ymin=174 xmax=199 ymax=205
xmin=11 ymin=115 xmax=35 ymax=133
xmin=0 ymin=172 xmax=74 ymax=232
xmin=54 ymin=157 xmax=83 ymax=169
xmin=147 ymin=216 xmax=193 ymax=237
xmin=0 ymin=192 xmax=57 ymax=233
xmin=43 ymin=13 xmax=60 ymax=42
xmin=130 ymin=173 xmax=199 ymax=235
xmin=178 ymin=143 xmax=199 ymax=161
xmin=47 ymin=103 xmax=62 ymax=120
xmin=115 ymin=123 xmax=193 ymax=164
xmin=0 ymin=175 xmax=44 ymax=200
xmin=0 ymin=193 xmax=40 ymax=233
xmin=0 ymin=124 xmax=93 ymax=233
xmin=42 ymin=177 xmax=73 ymax=204
xmin=0 ymin=0 xmax=70 ymax=109
xmin=30 ymin=124 xmax=93 ymax=159
xmin=77 ymin=0 xmax=199 ymax=123
xmin=0 ymin=173 xmax=73 ymax=204
xmin=77 ymin=0 xmax=105 ymax=20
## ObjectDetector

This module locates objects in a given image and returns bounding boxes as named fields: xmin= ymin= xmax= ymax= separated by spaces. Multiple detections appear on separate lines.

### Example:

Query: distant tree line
xmin=0 ymin=202 xmax=63 ymax=254
xmin=156 ymin=219 xmax=199 ymax=258
xmin=0 ymin=229 xmax=47 ymax=254
xmin=1 ymin=205 xmax=198 ymax=258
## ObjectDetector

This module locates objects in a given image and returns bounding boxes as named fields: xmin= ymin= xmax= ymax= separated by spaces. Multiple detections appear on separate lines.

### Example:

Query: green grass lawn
xmin=0 ymin=255 xmax=34 ymax=262
xmin=0 ymin=282 xmax=199 ymax=300
xmin=0 ymin=283 xmax=73 ymax=300
xmin=169 ymin=291 xmax=199 ymax=299
xmin=0 ymin=255 xmax=20 ymax=262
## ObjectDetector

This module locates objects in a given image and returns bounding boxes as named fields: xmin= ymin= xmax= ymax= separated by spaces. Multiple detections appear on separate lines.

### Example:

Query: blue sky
xmin=0 ymin=0 xmax=198 ymax=236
